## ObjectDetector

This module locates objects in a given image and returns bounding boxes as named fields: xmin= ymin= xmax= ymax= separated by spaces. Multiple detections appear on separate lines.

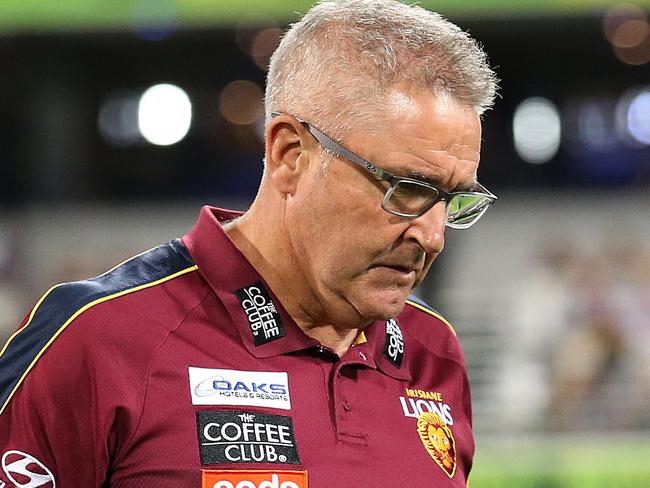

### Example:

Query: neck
xmin=225 ymin=201 xmax=361 ymax=357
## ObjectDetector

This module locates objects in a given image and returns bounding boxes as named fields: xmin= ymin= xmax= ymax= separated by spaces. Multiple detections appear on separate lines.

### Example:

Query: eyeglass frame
xmin=269 ymin=112 xmax=497 ymax=228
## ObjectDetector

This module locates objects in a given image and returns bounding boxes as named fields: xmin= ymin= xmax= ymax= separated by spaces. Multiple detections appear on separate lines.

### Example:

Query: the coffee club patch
xmin=383 ymin=318 xmax=404 ymax=367
xmin=196 ymin=410 xmax=300 ymax=465
xmin=234 ymin=282 xmax=285 ymax=346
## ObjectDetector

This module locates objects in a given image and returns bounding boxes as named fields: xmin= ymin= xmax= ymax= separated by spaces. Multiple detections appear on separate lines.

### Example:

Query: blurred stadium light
xmin=513 ymin=97 xmax=562 ymax=164
xmin=603 ymin=3 xmax=650 ymax=64
xmin=98 ymin=90 xmax=141 ymax=146
xmin=625 ymin=88 xmax=650 ymax=144
xmin=218 ymin=80 xmax=264 ymax=126
xmin=138 ymin=83 xmax=192 ymax=145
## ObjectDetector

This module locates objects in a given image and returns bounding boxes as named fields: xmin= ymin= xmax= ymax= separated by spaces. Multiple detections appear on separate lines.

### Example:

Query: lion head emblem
xmin=416 ymin=411 xmax=457 ymax=477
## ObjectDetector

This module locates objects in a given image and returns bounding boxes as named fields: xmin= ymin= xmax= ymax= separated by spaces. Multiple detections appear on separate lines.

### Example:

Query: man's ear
xmin=265 ymin=115 xmax=312 ymax=195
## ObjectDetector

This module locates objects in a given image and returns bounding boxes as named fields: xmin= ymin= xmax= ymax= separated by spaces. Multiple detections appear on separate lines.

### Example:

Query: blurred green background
xmin=474 ymin=438 xmax=650 ymax=486
xmin=2 ymin=0 xmax=650 ymax=32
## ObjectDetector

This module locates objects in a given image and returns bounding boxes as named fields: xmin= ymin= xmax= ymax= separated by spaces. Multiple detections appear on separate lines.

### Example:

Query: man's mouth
xmin=383 ymin=264 xmax=416 ymax=274
xmin=370 ymin=263 xmax=420 ymax=276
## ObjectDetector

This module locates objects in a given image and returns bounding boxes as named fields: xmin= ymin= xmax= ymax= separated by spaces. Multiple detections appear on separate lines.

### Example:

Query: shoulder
xmin=403 ymin=294 xmax=458 ymax=336
xmin=398 ymin=294 xmax=465 ymax=362
xmin=0 ymin=238 xmax=203 ymax=415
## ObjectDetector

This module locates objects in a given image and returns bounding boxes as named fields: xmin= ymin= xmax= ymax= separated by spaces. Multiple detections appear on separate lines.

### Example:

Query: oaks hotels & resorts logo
xmin=189 ymin=368 xmax=291 ymax=410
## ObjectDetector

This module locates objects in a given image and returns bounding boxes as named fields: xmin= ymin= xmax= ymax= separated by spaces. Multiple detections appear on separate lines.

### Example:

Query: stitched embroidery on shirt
xmin=383 ymin=319 xmax=404 ymax=367
xmin=233 ymin=282 xmax=285 ymax=346
xmin=416 ymin=412 xmax=457 ymax=478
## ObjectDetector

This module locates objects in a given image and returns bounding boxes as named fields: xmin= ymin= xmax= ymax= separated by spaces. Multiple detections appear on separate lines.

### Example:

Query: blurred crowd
xmin=510 ymin=237 xmax=650 ymax=433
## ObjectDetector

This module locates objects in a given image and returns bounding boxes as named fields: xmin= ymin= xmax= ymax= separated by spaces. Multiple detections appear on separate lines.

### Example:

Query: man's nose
xmin=402 ymin=201 xmax=446 ymax=255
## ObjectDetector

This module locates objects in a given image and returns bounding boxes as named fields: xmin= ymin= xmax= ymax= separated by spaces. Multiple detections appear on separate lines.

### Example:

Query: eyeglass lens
xmin=383 ymin=180 xmax=492 ymax=226
xmin=384 ymin=180 xmax=438 ymax=216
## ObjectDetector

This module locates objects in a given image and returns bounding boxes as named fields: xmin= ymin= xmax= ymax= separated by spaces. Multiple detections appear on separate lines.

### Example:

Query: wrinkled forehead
xmin=347 ymin=88 xmax=483 ymax=185
xmin=349 ymin=87 xmax=481 ymax=146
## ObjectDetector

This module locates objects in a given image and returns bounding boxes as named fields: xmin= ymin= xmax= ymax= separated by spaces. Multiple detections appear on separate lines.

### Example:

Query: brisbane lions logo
xmin=416 ymin=412 xmax=457 ymax=478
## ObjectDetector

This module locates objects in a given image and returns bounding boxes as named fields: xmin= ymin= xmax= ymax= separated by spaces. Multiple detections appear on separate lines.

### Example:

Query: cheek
xmin=308 ymin=224 xmax=380 ymax=286
xmin=319 ymin=235 xmax=365 ymax=277
xmin=286 ymin=185 xmax=354 ymax=273
xmin=288 ymin=170 xmax=401 ymax=275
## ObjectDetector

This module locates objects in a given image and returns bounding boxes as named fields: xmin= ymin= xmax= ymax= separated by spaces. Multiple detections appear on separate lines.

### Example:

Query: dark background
xmin=1 ymin=14 xmax=648 ymax=206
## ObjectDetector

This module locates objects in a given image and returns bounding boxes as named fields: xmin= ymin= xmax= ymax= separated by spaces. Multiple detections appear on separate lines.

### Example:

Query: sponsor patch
xmin=197 ymin=411 xmax=300 ymax=465
xmin=416 ymin=412 xmax=457 ymax=478
xmin=234 ymin=283 xmax=285 ymax=346
xmin=189 ymin=368 xmax=291 ymax=410
xmin=201 ymin=469 xmax=308 ymax=488
xmin=1 ymin=450 xmax=56 ymax=488
xmin=383 ymin=319 xmax=404 ymax=367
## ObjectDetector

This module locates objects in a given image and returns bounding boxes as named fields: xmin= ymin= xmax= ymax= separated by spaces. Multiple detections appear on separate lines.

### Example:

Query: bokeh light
xmin=98 ymin=90 xmax=141 ymax=147
xmin=603 ymin=4 xmax=650 ymax=65
xmin=131 ymin=0 xmax=178 ymax=41
xmin=577 ymin=100 xmax=618 ymax=150
xmin=613 ymin=38 xmax=650 ymax=65
xmin=219 ymin=80 xmax=264 ymax=126
xmin=615 ymin=87 xmax=650 ymax=146
xmin=611 ymin=19 xmax=649 ymax=48
xmin=513 ymin=97 xmax=562 ymax=164
xmin=626 ymin=89 xmax=650 ymax=145
xmin=235 ymin=21 xmax=283 ymax=71
xmin=138 ymin=84 xmax=192 ymax=146
xmin=249 ymin=28 xmax=283 ymax=70
xmin=602 ymin=3 xmax=647 ymax=41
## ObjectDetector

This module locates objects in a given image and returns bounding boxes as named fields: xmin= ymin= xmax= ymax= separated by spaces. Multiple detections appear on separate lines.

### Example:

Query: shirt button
xmin=342 ymin=400 xmax=351 ymax=412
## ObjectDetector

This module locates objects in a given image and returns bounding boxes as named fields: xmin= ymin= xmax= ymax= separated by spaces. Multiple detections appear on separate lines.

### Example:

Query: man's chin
xmin=355 ymin=287 xmax=410 ymax=321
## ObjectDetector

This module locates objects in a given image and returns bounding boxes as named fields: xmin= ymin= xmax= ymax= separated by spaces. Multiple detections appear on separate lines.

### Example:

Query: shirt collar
xmin=182 ymin=205 xmax=411 ymax=380
xmin=182 ymin=206 xmax=316 ymax=358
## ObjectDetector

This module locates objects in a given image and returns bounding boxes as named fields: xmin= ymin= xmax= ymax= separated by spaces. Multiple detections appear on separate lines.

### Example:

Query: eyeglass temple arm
xmin=304 ymin=125 xmax=390 ymax=180
xmin=269 ymin=112 xmax=389 ymax=181
xmin=307 ymin=125 xmax=386 ymax=176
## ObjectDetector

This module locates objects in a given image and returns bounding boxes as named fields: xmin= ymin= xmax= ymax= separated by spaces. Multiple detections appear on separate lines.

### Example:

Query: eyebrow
xmin=404 ymin=170 xmax=478 ymax=193
xmin=405 ymin=170 xmax=441 ymax=186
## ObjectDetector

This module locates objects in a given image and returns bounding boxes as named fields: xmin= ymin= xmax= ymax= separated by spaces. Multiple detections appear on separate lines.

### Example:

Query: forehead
xmin=353 ymin=89 xmax=482 ymax=188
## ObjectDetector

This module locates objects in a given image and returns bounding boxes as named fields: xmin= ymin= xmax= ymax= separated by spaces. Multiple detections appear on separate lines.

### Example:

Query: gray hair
xmin=265 ymin=0 xmax=498 ymax=137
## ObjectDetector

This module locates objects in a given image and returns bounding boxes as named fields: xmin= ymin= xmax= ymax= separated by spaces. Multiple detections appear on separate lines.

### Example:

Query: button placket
xmin=331 ymin=361 xmax=369 ymax=446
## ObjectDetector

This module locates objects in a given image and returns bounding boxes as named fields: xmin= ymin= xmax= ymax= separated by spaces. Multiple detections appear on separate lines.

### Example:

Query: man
xmin=0 ymin=1 xmax=497 ymax=486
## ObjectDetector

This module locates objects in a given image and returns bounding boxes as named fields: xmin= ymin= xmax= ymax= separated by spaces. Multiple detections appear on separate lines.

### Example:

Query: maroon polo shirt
xmin=0 ymin=206 xmax=473 ymax=488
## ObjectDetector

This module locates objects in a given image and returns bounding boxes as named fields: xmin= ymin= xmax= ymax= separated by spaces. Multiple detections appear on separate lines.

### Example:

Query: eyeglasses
xmin=270 ymin=112 xmax=497 ymax=229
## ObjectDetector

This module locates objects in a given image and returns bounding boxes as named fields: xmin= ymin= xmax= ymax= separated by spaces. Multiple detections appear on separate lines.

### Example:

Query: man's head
xmin=265 ymin=0 xmax=498 ymax=137
xmin=250 ymin=0 xmax=497 ymax=329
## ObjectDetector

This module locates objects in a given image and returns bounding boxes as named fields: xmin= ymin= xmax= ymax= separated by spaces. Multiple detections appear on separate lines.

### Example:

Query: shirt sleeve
xmin=0 ymin=287 xmax=146 ymax=488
